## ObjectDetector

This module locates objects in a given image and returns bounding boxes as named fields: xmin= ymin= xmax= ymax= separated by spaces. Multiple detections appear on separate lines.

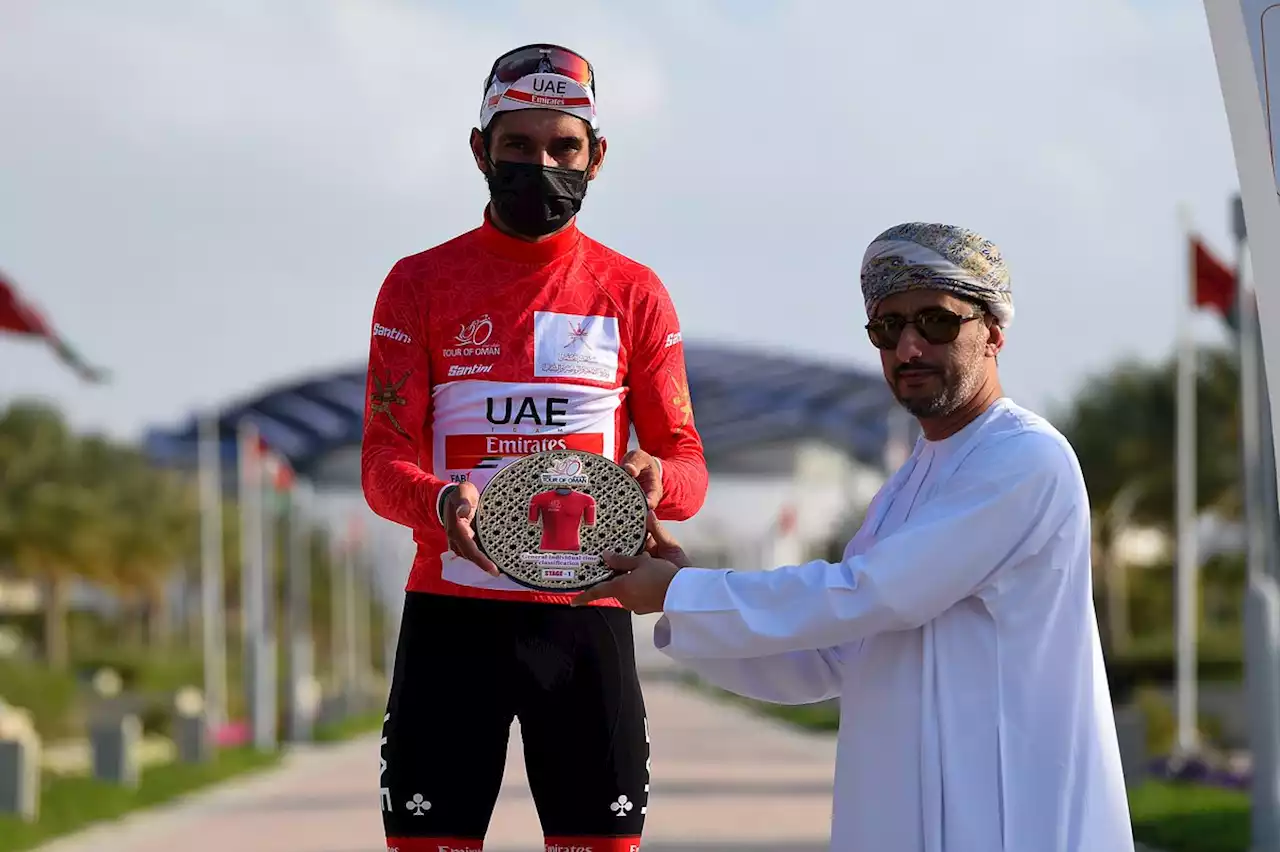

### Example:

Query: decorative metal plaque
xmin=474 ymin=450 xmax=649 ymax=592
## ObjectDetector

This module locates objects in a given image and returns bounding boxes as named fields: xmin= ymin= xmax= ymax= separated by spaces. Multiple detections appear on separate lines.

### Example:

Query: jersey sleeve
xmin=360 ymin=261 xmax=450 ymax=533
xmin=583 ymin=494 xmax=597 ymax=526
xmin=627 ymin=274 xmax=709 ymax=521
xmin=528 ymin=493 xmax=543 ymax=524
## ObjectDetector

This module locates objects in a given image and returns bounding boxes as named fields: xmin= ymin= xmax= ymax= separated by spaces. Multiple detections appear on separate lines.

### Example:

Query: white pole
xmin=329 ymin=528 xmax=344 ymax=713
xmin=1203 ymin=0 xmax=1280 ymax=528
xmin=258 ymin=472 xmax=277 ymax=752
xmin=1204 ymin=6 xmax=1280 ymax=843
xmin=1236 ymin=198 xmax=1280 ymax=850
xmin=344 ymin=531 xmax=358 ymax=706
xmin=286 ymin=480 xmax=314 ymax=742
xmin=197 ymin=412 xmax=227 ymax=740
xmin=1175 ymin=207 xmax=1199 ymax=756
xmin=237 ymin=421 xmax=266 ymax=750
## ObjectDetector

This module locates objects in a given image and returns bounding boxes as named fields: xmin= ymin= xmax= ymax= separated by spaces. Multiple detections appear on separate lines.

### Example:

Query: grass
xmin=0 ymin=746 xmax=280 ymax=852
xmin=1128 ymin=781 xmax=1250 ymax=852
xmin=691 ymin=679 xmax=1254 ymax=852
xmin=0 ymin=705 xmax=384 ymax=852
xmin=313 ymin=709 xmax=385 ymax=743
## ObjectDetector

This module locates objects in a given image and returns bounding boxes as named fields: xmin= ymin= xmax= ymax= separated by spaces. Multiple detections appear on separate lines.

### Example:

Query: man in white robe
xmin=573 ymin=222 xmax=1136 ymax=851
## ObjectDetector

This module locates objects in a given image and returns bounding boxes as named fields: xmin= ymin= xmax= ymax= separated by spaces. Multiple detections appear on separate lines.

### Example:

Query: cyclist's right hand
xmin=444 ymin=482 xmax=500 ymax=576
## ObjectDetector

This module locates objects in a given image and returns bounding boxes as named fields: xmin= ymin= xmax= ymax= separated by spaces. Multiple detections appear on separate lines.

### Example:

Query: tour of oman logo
xmin=445 ymin=314 xmax=500 ymax=359
xmin=457 ymin=314 xmax=493 ymax=346
xmin=540 ymin=455 xmax=589 ymax=487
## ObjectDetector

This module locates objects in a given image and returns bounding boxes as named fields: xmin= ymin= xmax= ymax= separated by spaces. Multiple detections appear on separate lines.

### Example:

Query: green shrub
xmin=0 ymin=660 xmax=82 ymax=740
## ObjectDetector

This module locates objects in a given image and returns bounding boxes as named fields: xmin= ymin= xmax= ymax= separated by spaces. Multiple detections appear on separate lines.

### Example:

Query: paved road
xmin=34 ymin=614 xmax=841 ymax=852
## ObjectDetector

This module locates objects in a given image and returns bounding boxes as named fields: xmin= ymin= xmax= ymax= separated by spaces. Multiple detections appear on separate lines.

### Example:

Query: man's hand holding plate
xmin=573 ymin=512 xmax=687 ymax=613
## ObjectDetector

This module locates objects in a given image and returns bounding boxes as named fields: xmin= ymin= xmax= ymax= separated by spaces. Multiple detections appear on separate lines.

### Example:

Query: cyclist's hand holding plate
xmin=444 ymin=481 xmax=499 ymax=576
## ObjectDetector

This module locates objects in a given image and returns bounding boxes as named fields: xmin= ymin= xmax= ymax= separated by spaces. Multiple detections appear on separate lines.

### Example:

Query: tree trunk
xmin=145 ymin=582 xmax=173 ymax=648
xmin=42 ymin=573 xmax=69 ymax=668
xmin=123 ymin=596 xmax=144 ymax=646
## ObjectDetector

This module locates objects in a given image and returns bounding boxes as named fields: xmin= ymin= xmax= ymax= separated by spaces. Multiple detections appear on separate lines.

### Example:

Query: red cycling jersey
xmin=528 ymin=489 xmax=596 ymax=552
xmin=361 ymin=210 xmax=709 ymax=605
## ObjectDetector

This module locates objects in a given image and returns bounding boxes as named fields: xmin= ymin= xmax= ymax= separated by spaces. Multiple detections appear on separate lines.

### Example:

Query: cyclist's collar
xmin=479 ymin=207 xmax=581 ymax=263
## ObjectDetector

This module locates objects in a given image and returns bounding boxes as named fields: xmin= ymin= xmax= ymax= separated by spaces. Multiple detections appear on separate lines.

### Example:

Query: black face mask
xmin=485 ymin=159 xmax=589 ymax=238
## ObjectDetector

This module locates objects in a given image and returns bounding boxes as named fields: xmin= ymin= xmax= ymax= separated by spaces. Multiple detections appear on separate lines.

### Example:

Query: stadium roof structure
xmin=143 ymin=343 xmax=905 ymax=487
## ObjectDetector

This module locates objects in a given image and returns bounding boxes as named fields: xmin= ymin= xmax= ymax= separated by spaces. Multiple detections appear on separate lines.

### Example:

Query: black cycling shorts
xmin=380 ymin=591 xmax=649 ymax=852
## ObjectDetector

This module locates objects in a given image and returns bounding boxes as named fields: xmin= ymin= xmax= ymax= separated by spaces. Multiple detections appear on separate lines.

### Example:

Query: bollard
xmin=1113 ymin=704 xmax=1147 ymax=788
xmin=90 ymin=713 xmax=142 ymax=789
xmin=291 ymin=676 xmax=321 ymax=742
xmin=0 ymin=705 xmax=40 ymax=822
xmin=92 ymin=667 xmax=123 ymax=699
xmin=317 ymin=690 xmax=345 ymax=729
xmin=173 ymin=687 xmax=210 ymax=765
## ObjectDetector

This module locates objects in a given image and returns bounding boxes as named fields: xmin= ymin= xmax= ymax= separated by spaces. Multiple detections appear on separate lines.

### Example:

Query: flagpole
xmin=286 ymin=478 xmax=315 ymax=743
xmin=258 ymin=452 xmax=278 ymax=753
xmin=238 ymin=420 xmax=268 ymax=751
xmin=329 ymin=528 xmax=346 ymax=718
xmin=344 ymin=520 xmax=359 ymax=711
xmin=1175 ymin=204 xmax=1200 ymax=756
xmin=197 ymin=411 xmax=227 ymax=743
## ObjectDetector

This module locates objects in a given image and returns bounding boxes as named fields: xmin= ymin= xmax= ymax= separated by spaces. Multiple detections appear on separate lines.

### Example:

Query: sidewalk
xmin=33 ymin=614 xmax=840 ymax=852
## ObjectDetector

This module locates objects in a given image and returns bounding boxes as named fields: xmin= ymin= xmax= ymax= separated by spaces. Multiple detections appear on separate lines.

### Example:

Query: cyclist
xmin=362 ymin=43 xmax=709 ymax=852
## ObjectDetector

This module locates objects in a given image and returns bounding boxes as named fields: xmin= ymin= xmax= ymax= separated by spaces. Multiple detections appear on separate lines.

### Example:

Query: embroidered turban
xmin=860 ymin=222 xmax=1014 ymax=327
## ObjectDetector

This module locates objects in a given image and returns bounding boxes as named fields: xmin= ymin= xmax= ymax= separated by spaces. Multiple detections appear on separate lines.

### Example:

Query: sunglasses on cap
xmin=484 ymin=44 xmax=595 ymax=95
xmin=865 ymin=307 xmax=985 ymax=350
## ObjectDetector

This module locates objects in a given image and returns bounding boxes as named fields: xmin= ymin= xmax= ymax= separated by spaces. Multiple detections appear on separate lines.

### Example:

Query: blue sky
xmin=0 ymin=0 xmax=1244 ymax=441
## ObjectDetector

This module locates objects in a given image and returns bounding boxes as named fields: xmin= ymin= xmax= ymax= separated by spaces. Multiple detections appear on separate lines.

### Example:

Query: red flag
xmin=255 ymin=436 xmax=295 ymax=492
xmin=777 ymin=505 xmax=797 ymax=535
xmin=0 ymin=269 xmax=109 ymax=383
xmin=0 ymin=272 xmax=50 ymax=335
xmin=1191 ymin=236 xmax=1237 ymax=318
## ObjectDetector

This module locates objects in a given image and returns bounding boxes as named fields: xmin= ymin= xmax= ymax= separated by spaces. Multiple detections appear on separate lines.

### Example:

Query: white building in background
xmin=663 ymin=438 xmax=887 ymax=571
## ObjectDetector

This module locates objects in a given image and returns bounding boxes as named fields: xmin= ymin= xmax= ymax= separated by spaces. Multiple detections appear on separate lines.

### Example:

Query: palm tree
xmin=1054 ymin=345 xmax=1243 ymax=653
xmin=1054 ymin=346 xmax=1241 ymax=529
xmin=0 ymin=401 xmax=109 ymax=667
xmin=76 ymin=435 xmax=200 ymax=648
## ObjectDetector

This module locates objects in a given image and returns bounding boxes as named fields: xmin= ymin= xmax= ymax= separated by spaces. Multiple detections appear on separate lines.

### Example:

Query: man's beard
xmin=892 ymin=349 xmax=984 ymax=418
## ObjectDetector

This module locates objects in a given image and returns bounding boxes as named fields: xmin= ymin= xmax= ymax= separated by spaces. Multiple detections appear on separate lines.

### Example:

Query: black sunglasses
xmin=865 ymin=307 xmax=984 ymax=350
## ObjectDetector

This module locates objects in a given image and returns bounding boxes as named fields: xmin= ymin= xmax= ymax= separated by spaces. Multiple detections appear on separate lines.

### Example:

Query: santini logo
xmin=448 ymin=364 xmax=493 ymax=377
xmin=665 ymin=330 xmax=682 ymax=348
xmin=374 ymin=324 xmax=412 ymax=344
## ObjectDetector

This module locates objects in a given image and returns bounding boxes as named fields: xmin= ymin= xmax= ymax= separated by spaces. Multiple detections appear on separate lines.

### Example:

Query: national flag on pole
xmin=255 ymin=436 xmax=294 ymax=493
xmin=0 ymin=269 xmax=109 ymax=383
xmin=1190 ymin=235 xmax=1239 ymax=327
xmin=777 ymin=504 xmax=797 ymax=536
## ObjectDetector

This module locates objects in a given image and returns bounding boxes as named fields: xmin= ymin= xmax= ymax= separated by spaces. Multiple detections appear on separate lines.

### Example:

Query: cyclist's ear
xmin=587 ymin=136 xmax=607 ymax=180
xmin=469 ymin=127 xmax=489 ymax=174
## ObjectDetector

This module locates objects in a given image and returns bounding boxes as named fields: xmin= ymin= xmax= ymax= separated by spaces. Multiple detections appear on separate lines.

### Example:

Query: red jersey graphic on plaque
xmin=528 ymin=489 xmax=597 ymax=552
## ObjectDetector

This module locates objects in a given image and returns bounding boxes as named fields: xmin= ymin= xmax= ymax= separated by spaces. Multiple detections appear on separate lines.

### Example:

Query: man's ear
xmin=470 ymin=128 xmax=488 ymax=173
xmin=587 ymin=136 xmax=608 ymax=180
xmin=986 ymin=321 xmax=1005 ymax=358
